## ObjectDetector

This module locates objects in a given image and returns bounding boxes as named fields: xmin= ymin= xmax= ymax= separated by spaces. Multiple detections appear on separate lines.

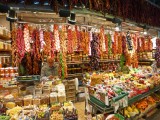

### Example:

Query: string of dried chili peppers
xmin=104 ymin=34 xmax=108 ymax=55
xmin=59 ymin=26 xmax=68 ymax=78
xmin=117 ymin=33 xmax=122 ymax=54
xmin=107 ymin=33 xmax=112 ymax=56
xmin=54 ymin=24 xmax=60 ymax=52
xmin=67 ymin=27 xmax=73 ymax=54
xmin=43 ymin=31 xmax=51 ymax=56
xmin=39 ymin=29 xmax=44 ymax=51
xmin=76 ymin=26 xmax=81 ymax=51
xmin=23 ymin=24 xmax=30 ymax=52
xmin=113 ymin=32 xmax=118 ymax=55
xmin=16 ymin=26 xmax=25 ymax=63
xmin=72 ymin=28 xmax=78 ymax=51
xmin=50 ymin=31 xmax=55 ymax=58
xmin=11 ymin=28 xmax=18 ymax=67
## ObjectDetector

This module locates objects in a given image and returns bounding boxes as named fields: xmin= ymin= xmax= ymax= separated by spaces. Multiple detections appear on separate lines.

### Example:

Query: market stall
xmin=0 ymin=1 xmax=160 ymax=120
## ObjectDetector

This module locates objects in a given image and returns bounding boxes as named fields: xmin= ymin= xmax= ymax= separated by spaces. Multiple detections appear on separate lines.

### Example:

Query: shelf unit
xmin=0 ymin=34 xmax=11 ymax=67
xmin=86 ymin=85 xmax=160 ymax=118
xmin=66 ymin=59 xmax=120 ymax=78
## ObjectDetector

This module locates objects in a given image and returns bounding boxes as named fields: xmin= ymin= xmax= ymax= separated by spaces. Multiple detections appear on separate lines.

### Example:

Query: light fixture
xmin=59 ymin=9 xmax=70 ymax=17
xmin=115 ymin=23 xmax=121 ymax=32
xmin=33 ymin=0 xmax=40 ymax=5
xmin=68 ymin=12 xmax=76 ymax=24
xmin=6 ymin=10 xmax=17 ymax=22
xmin=143 ymin=29 xmax=147 ymax=35
xmin=43 ymin=0 xmax=50 ymax=5
xmin=18 ymin=0 xmax=25 ymax=4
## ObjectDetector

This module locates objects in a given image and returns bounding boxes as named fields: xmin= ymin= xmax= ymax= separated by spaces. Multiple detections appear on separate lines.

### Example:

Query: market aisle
xmin=74 ymin=102 xmax=85 ymax=120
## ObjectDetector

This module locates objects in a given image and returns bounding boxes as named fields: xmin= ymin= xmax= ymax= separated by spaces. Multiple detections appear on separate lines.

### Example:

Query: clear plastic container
xmin=50 ymin=92 xmax=58 ymax=103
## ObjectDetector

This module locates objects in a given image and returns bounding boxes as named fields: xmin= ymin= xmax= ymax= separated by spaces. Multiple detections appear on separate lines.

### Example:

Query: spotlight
xmin=6 ymin=10 xmax=17 ymax=22
xmin=59 ymin=9 xmax=70 ymax=17
xmin=143 ymin=28 xmax=148 ymax=35
xmin=33 ymin=0 xmax=40 ymax=5
xmin=68 ymin=12 xmax=76 ymax=24
xmin=115 ymin=23 xmax=121 ymax=32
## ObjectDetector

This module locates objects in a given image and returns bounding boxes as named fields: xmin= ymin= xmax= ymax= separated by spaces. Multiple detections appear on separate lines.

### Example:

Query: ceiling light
xmin=33 ymin=0 xmax=40 ymax=5
xmin=18 ymin=0 xmax=25 ymax=4
xmin=43 ymin=0 xmax=50 ymax=5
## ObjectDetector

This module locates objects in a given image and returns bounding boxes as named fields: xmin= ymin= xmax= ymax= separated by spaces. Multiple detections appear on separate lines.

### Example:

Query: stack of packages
xmin=63 ymin=79 xmax=76 ymax=102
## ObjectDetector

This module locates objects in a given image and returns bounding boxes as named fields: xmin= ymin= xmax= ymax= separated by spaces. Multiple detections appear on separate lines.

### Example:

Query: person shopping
xmin=41 ymin=56 xmax=59 ymax=80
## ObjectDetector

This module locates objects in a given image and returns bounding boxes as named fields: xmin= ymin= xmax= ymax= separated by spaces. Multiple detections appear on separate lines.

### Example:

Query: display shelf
xmin=129 ymin=86 xmax=160 ymax=105
xmin=0 ymin=49 xmax=11 ymax=52
xmin=87 ymin=85 xmax=160 ymax=115
xmin=0 ymin=34 xmax=11 ymax=40
xmin=67 ymin=73 xmax=83 ymax=77
xmin=0 ymin=86 xmax=17 ymax=90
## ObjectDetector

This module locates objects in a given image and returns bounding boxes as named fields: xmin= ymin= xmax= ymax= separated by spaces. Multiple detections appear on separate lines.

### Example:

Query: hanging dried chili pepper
xmin=54 ymin=24 xmax=60 ymax=52
xmin=16 ymin=26 xmax=25 ymax=63
xmin=11 ymin=28 xmax=18 ymax=67
xmin=148 ymin=37 xmax=153 ymax=52
xmin=105 ymin=34 xmax=108 ymax=55
xmin=112 ymin=32 xmax=118 ymax=55
xmin=107 ymin=33 xmax=112 ymax=56
xmin=67 ymin=27 xmax=73 ymax=54
xmin=117 ymin=34 xmax=122 ymax=54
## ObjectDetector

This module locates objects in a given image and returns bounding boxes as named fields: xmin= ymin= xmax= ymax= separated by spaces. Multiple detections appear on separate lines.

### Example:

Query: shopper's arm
xmin=41 ymin=66 xmax=47 ymax=80
xmin=54 ymin=63 xmax=59 ymax=77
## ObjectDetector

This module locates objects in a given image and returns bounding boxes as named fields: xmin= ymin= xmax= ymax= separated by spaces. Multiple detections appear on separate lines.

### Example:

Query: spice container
xmin=40 ymin=95 xmax=49 ymax=105
xmin=33 ymin=97 xmax=40 ymax=106
xmin=23 ymin=95 xmax=33 ymax=106
xmin=50 ymin=92 xmax=58 ymax=104
xmin=15 ymin=98 xmax=23 ymax=106
xmin=0 ymin=68 xmax=4 ymax=75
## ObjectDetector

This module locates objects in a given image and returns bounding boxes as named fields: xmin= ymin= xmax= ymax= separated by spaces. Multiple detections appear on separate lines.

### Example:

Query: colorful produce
xmin=50 ymin=111 xmax=63 ymax=120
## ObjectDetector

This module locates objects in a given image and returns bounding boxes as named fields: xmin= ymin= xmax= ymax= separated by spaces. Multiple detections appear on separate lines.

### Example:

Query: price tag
xmin=114 ymin=101 xmax=120 ymax=113
xmin=105 ymin=95 xmax=109 ymax=106
xmin=123 ymin=96 xmax=128 ymax=107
